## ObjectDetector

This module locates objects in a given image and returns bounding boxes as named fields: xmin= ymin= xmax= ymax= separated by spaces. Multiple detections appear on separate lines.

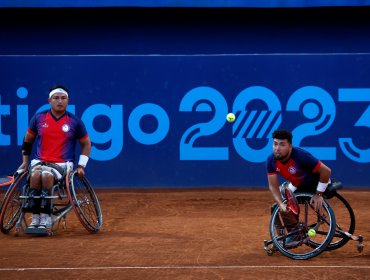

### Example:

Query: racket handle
xmin=16 ymin=169 xmax=25 ymax=175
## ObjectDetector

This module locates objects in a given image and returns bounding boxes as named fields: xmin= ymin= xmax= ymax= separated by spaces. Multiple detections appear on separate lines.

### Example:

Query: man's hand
xmin=17 ymin=161 xmax=28 ymax=172
xmin=310 ymin=193 xmax=324 ymax=212
xmin=279 ymin=202 xmax=288 ymax=213
xmin=76 ymin=166 xmax=85 ymax=178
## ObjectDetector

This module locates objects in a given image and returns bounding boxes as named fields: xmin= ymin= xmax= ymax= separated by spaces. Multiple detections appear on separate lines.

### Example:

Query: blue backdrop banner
xmin=0 ymin=54 xmax=369 ymax=188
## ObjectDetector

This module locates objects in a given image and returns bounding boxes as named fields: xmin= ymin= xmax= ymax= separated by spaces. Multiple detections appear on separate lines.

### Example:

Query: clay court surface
xmin=0 ymin=188 xmax=369 ymax=279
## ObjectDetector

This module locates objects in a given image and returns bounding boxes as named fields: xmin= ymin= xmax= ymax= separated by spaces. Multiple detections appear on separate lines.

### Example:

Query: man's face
xmin=273 ymin=138 xmax=292 ymax=161
xmin=49 ymin=93 xmax=69 ymax=114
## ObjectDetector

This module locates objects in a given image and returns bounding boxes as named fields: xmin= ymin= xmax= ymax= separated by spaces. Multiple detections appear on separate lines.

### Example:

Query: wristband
xmin=78 ymin=155 xmax=89 ymax=168
xmin=316 ymin=181 xmax=328 ymax=193
xmin=22 ymin=141 xmax=33 ymax=156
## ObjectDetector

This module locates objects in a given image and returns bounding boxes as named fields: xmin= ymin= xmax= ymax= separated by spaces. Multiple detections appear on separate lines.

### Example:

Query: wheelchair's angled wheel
xmin=269 ymin=193 xmax=336 ymax=260
xmin=66 ymin=171 xmax=102 ymax=233
xmin=0 ymin=172 xmax=28 ymax=234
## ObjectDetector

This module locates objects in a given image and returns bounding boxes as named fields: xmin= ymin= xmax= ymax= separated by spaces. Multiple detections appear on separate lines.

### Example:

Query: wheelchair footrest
xmin=24 ymin=227 xmax=49 ymax=236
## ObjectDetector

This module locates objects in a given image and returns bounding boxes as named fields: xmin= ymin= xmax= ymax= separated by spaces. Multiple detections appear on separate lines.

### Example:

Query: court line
xmin=1 ymin=265 xmax=370 ymax=271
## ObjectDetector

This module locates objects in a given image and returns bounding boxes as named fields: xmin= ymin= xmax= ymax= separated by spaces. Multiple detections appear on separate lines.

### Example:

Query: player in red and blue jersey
xmin=28 ymin=105 xmax=88 ymax=163
xmin=18 ymin=85 xmax=91 ymax=229
xmin=266 ymin=129 xmax=331 ymax=213
xmin=266 ymin=129 xmax=331 ymax=247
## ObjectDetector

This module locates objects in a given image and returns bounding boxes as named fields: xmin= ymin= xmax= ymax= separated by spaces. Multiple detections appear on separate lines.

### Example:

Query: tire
xmin=0 ymin=172 xmax=28 ymax=234
xmin=323 ymin=192 xmax=355 ymax=250
xmin=66 ymin=171 xmax=102 ymax=233
xmin=270 ymin=193 xmax=336 ymax=260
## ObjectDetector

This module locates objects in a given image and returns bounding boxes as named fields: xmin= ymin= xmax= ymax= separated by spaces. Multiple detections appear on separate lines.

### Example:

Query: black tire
xmin=66 ymin=171 xmax=102 ymax=233
xmin=0 ymin=172 xmax=28 ymax=234
xmin=270 ymin=193 xmax=336 ymax=260
xmin=324 ymin=192 xmax=355 ymax=250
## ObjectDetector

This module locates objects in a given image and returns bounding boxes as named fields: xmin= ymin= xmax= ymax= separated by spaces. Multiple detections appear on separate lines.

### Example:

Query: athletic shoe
xmin=28 ymin=214 xmax=40 ymax=228
xmin=39 ymin=213 xmax=51 ymax=228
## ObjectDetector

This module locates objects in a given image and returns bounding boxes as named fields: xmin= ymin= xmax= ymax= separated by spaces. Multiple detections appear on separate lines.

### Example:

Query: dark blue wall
xmin=1 ymin=7 xmax=370 ymax=55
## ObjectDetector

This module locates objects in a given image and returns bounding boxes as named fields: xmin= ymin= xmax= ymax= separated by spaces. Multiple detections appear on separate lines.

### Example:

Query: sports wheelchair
xmin=0 ymin=163 xmax=102 ymax=236
xmin=263 ymin=180 xmax=363 ymax=260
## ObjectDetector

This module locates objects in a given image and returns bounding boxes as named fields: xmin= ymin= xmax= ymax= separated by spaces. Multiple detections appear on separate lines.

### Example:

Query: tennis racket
xmin=0 ymin=169 xmax=25 ymax=187
xmin=0 ymin=175 xmax=14 ymax=187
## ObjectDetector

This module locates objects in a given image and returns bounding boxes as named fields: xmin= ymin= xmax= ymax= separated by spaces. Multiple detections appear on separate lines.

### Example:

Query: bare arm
xmin=268 ymin=173 xmax=286 ymax=211
xmin=310 ymin=162 xmax=331 ymax=212
xmin=317 ymin=162 xmax=331 ymax=185
xmin=76 ymin=136 xmax=92 ymax=177
xmin=79 ymin=136 xmax=91 ymax=157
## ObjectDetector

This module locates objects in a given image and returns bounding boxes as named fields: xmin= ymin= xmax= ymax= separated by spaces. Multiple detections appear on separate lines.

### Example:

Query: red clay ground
xmin=0 ymin=189 xmax=369 ymax=279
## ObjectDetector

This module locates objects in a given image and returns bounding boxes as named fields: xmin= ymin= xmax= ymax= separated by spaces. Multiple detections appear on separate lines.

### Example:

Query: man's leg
xmin=39 ymin=170 xmax=54 ymax=228
xmin=28 ymin=168 xmax=42 ymax=228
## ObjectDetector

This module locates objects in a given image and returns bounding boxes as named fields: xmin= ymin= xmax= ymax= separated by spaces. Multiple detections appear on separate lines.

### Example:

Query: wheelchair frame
xmin=0 ymin=165 xmax=102 ymax=237
xmin=264 ymin=182 xmax=364 ymax=260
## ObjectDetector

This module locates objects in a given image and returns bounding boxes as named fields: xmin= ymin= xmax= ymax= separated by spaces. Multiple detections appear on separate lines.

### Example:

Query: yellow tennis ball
xmin=308 ymin=229 xmax=316 ymax=238
xmin=226 ymin=113 xmax=236 ymax=123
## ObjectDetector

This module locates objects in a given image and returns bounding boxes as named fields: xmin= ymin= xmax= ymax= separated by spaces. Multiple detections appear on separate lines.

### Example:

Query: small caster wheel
xmin=62 ymin=219 xmax=67 ymax=230
xmin=357 ymin=235 xmax=364 ymax=253
xmin=358 ymin=243 xmax=364 ymax=253
xmin=47 ymin=228 xmax=53 ymax=237
xmin=264 ymin=244 xmax=276 ymax=256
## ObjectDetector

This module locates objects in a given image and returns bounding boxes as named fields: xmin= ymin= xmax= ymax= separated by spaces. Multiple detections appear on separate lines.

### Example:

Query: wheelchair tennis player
xmin=18 ymin=85 xmax=91 ymax=230
xmin=266 ymin=129 xmax=331 ymax=248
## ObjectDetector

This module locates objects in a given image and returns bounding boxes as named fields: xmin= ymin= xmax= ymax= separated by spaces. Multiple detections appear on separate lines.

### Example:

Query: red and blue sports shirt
xmin=266 ymin=147 xmax=321 ymax=188
xmin=27 ymin=110 xmax=88 ymax=163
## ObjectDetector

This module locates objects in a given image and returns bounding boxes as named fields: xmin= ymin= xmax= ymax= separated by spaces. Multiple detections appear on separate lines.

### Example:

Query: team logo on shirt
xmin=288 ymin=166 xmax=297 ymax=174
xmin=62 ymin=124 xmax=70 ymax=132
xmin=42 ymin=123 xmax=48 ymax=128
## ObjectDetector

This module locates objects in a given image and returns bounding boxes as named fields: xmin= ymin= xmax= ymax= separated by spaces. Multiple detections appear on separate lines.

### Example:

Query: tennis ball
xmin=226 ymin=113 xmax=236 ymax=123
xmin=308 ymin=228 xmax=316 ymax=238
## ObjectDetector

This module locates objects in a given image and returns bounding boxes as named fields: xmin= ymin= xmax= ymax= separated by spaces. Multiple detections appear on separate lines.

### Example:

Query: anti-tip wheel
xmin=62 ymin=219 xmax=67 ymax=230
xmin=14 ymin=227 xmax=21 ymax=237
xmin=264 ymin=245 xmax=276 ymax=256
xmin=357 ymin=235 xmax=364 ymax=253
xmin=357 ymin=243 xmax=364 ymax=253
